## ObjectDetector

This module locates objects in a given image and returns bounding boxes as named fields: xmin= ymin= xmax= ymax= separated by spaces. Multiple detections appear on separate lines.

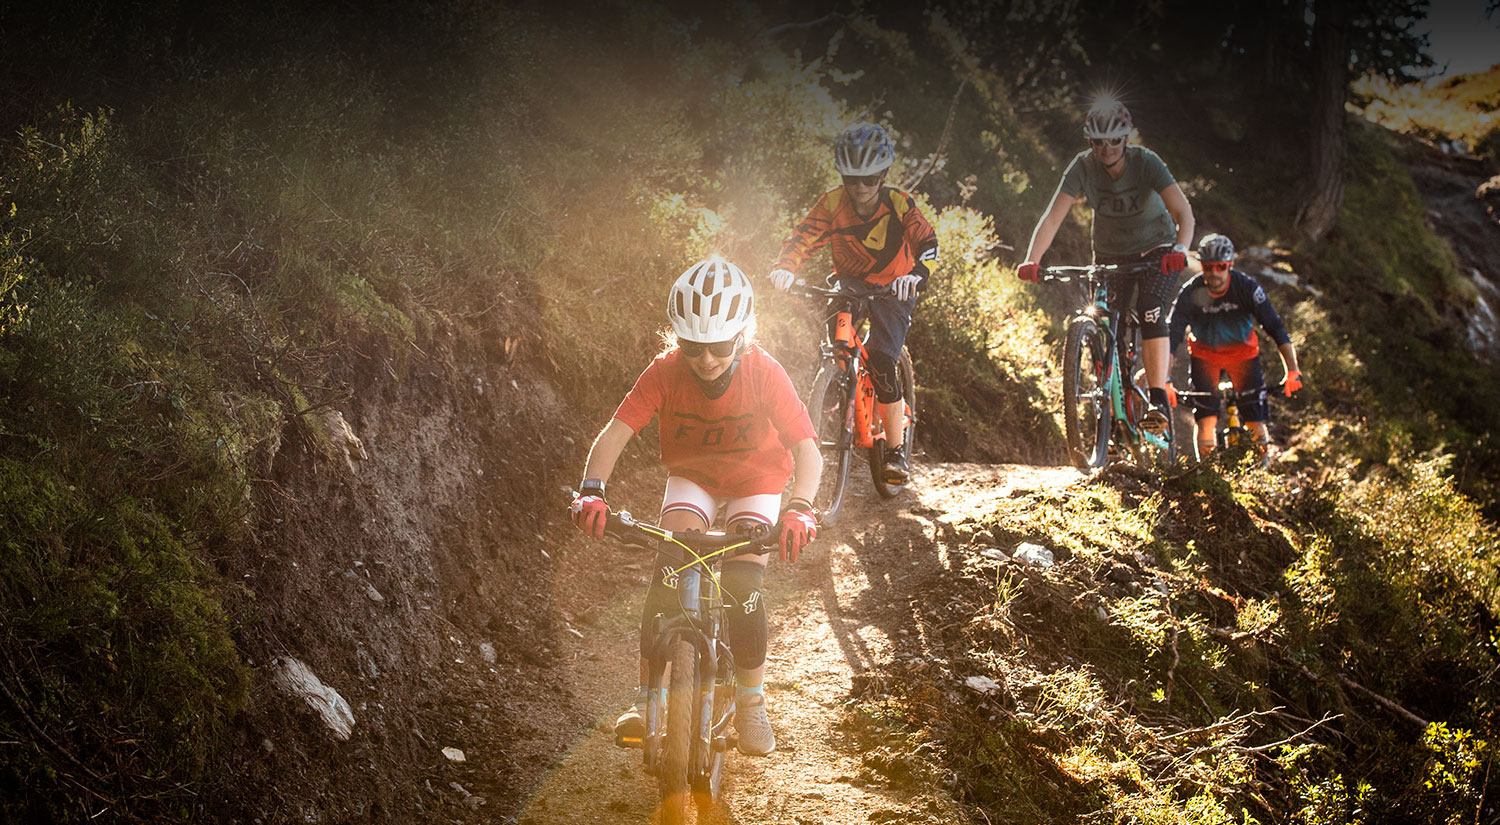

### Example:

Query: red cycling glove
xmin=571 ymin=479 xmax=608 ymax=538
xmin=1017 ymin=262 xmax=1040 ymax=283
xmin=777 ymin=499 xmax=818 ymax=563
xmin=1160 ymin=250 xmax=1188 ymax=274
xmin=1283 ymin=371 xmax=1303 ymax=397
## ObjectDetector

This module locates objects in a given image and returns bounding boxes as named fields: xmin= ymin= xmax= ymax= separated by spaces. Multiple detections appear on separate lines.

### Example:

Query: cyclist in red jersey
xmin=570 ymin=258 xmax=822 ymax=757
xmin=768 ymin=121 xmax=939 ymax=485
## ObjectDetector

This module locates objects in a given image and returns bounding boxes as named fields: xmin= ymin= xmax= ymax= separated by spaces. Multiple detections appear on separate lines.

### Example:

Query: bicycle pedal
xmin=713 ymin=734 xmax=732 ymax=752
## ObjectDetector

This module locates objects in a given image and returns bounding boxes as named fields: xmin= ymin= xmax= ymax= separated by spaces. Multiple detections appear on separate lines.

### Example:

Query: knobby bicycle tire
xmin=870 ymin=347 xmax=917 ymax=498
xmin=807 ymin=359 xmax=854 ymax=525
xmin=694 ymin=643 xmax=734 ymax=812
xmin=659 ymin=639 xmax=697 ymax=825
xmin=1062 ymin=317 xmax=1110 ymax=471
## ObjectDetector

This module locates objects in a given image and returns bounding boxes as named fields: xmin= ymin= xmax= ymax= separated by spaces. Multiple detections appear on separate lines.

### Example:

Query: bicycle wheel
xmin=870 ymin=347 xmax=916 ymax=498
xmin=693 ymin=640 xmax=734 ymax=816
xmin=806 ymin=359 xmax=854 ymax=525
xmin=659 ymin=639 xmax=697 ymax=825
xmin=1062 ymin=317 xmax=1110 ymax=470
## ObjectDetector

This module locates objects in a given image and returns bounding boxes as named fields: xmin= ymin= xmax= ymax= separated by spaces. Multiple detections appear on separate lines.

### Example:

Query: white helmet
xmin=1083 ymin=98 xmax=1134 ymax=140
xmin=833 ymin=122 xmax=895 ymax=176
xmin=667 ymin=258 xmax=755 ymax=343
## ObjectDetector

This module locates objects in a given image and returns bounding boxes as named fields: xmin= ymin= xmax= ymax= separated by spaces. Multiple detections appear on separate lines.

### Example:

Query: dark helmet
xmin=1197 ymin=233 xmax=1236 ymax=264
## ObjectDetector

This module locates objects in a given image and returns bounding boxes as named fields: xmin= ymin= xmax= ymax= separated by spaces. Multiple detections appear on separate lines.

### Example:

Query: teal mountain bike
xmin=1043 ymin=262 xmax=1176 ymax=472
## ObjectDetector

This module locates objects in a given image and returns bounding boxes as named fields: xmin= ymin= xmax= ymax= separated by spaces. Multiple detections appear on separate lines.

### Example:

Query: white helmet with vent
xmin=667 ymin=258 xmax=755 ymax=343
xmin=1083 ymin=98 xmax=1134 ymax=140
xmin=833 ymin=122 xmax=895 ymax=176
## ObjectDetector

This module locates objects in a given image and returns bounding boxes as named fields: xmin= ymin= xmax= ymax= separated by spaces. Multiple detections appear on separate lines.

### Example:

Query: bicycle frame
xmin=1048 ymin=263 xmax=1171 ymax=458
xmin=1176 ymin=380 xmax=1285 ymax=453
xmin=824 ymin=303 xmax=883 ymax=451
xmin=606 ymin=512 xmax=772 ymax=785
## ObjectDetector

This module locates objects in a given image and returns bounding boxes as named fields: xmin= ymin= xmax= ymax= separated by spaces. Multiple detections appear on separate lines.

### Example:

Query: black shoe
xmin=1141 ymin=404 xmax=1170 ymax=437
xmin=882 ymin=442 xmax=909 ymax=485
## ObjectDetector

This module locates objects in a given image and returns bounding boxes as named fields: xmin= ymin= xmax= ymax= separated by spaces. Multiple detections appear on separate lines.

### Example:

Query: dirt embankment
xmin=210 ymin=315 xmax=615 ymax=824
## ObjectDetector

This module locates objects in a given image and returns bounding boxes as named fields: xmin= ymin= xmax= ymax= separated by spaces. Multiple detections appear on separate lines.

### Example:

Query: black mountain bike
xmin=604 ymin=510 xmax=775 ymax=825
xmin=1175 ymin=379 xmax=1285 ymax=465
xmin=1043 ymin=262 xmax=1176 ymax=472
xmin=787 ymin=279 xmax=916 ymax=525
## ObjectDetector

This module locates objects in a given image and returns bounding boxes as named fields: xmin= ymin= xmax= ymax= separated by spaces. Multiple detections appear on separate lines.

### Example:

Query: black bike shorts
xmin=1189 ymin=354 xmax=1269 ymax=422
xmin=1098 ymin=248 xmax=1182 ymax=340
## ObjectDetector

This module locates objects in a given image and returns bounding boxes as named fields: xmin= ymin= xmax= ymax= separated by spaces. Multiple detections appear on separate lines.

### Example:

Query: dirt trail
xmin=515 ymin=460 xmax=1077 ymax=825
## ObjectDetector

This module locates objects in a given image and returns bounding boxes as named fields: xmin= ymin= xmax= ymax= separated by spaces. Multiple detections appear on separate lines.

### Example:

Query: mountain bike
xmin=603 ymin=509 xmax=776 ymax=825
xmin=1042 ymin=263 xmax=1176 ymax=472
xmin=786 ymin=279 xmax=916 ymax=525
xmin=1175 ymin=379 xmax=1285 ymax=465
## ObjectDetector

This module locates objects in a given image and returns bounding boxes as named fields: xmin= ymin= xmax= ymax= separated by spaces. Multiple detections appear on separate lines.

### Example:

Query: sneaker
xmin=882 ymin=442 xmax=909 ymax=485
xmin=734 ymin=692 xmax=776 ymax=756
xmin=614 ymin=695 xmax=647 ymax=747
xmin=1140 ymin=404 xmax=1170 ymax=438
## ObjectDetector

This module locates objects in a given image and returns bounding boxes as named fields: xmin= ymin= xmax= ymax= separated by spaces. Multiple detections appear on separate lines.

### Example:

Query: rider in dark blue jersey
xmin=1167 ymin=234 xmax=1302 ymax=461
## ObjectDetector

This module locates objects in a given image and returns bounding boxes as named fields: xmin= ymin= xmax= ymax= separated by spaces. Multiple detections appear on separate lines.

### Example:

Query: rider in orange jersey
xmin=570 ymin=258 xmax=822 ymax=757
xmin=769 ymin=122 xmax=939 ymax=486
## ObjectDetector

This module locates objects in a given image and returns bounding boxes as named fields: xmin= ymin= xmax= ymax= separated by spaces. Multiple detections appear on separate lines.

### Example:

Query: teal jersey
xmin=1058 ymin=145 xmax=1179 ymax=258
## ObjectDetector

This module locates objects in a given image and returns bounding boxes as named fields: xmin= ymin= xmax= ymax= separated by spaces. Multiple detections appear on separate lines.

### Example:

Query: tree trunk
xmin=1295 ymin=0 xmax=1350 ymax=241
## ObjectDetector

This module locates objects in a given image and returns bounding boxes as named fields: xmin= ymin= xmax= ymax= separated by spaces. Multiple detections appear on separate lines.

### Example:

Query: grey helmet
xmin=1083 ymin=99 xmax=1134 ymax=140
xmin=1197 ymin=233 xmax=1236 ymax=264
xmin=833 ymin=122 xmax=895 ymax=176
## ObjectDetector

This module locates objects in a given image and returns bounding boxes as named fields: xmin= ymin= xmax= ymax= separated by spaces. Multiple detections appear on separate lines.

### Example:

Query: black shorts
xmin=1098 ymin=247 xmax=1181 ymax=339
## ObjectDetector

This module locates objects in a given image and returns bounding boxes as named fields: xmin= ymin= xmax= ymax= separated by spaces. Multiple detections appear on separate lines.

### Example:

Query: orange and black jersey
xmin=775 ymin=186 xmax=939 ymax=288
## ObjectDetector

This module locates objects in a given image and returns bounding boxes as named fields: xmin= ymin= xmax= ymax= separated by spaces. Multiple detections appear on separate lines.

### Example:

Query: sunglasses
xmin=1203 ymin=261 xmax=1231 ymax=273
xmin=679 ymin=335 xmax=740 ymax=358
xmin=1089 ymin=137 xmax=1125 ymax=149
xmin=841 ymin=173 xmax=883 ymax=187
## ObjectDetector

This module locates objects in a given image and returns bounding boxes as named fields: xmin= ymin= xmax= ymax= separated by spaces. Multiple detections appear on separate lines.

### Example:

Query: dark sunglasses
xmin=841 ymin=173 xmax=883 ymax=187
xmin=1089 ymin=137 xmax=1125 ymax=149
xmin=1203 ymin=261 xmax=1231 ymax=273
xmin=680 ymin=336 xmax=740 ymax=358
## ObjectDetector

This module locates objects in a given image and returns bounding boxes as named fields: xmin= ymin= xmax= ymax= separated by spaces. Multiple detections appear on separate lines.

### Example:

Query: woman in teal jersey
xmin=1017 ymin=98 xmax=1196 ymax=433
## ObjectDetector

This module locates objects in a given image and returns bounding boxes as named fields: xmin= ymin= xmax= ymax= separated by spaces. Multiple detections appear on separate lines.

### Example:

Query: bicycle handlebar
xmin=604 ymin=510 xmax=776 ymax=559
xmin=1174 ymin=382 xmax=1287 ymax=401
xmin=1040 ymin=261 xmax=1158 ymax=283
xmin=784 ymin=277 xmax=899 ymax=302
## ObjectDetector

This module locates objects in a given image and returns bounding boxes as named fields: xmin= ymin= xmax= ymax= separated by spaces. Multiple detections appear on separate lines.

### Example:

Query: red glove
xmin=777 ymin=499 xmax=818 ymax=563
xmin=1283 ymin=370 xmax=1302 ymax=397
xmin=570 ymin=479 xmax=608 ymax=538
xmin=1160 ymin=250 xmax=1187 ymax=274
xmin=1165 ymin=380 xmax=1178 ymax=408
xmin=1017 ymin=261 xmax=1040 ymax=283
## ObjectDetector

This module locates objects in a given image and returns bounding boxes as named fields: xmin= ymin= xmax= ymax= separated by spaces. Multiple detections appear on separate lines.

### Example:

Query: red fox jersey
xmin=612 ymin=344 xmax=817 ymax=498
xmin=775 ymin=186 xmax=940 ymax=287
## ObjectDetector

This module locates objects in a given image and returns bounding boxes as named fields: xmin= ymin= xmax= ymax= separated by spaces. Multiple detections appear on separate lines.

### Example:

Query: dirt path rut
xmin=515 ymin=461 xmax=1077 ymax=824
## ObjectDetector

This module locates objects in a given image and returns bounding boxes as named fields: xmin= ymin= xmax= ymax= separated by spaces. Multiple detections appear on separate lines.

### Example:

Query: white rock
xmin=273 ymin=657 xmax=355 ymax=740
xmin=1013 ymin=542 xmax=1054 ymax=567
xmin=979 ymin=547 xmax=1008 ymax=561
xmin=442 ymin=747 xmax=466 ymax=762
xmin=479 ymin=642 xmax=498 ymax=663
xmin=965 ymin=675 xmax=1003 ymax=694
